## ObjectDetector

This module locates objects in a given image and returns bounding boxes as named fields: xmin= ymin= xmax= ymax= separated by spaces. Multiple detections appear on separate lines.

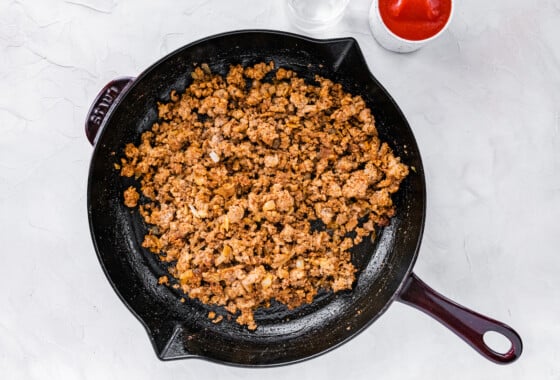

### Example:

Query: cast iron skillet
xmin=85 ymin=30 xmax=522 ymax=366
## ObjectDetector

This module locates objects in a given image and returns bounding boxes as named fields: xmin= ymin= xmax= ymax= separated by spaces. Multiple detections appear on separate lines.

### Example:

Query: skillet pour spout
xmin=85 ymin=29 xmax=522 ymax=366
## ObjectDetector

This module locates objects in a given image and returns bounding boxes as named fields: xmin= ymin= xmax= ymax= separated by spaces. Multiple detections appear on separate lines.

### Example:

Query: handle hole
xmin=483 ymin=331 xmax=512 ymax=354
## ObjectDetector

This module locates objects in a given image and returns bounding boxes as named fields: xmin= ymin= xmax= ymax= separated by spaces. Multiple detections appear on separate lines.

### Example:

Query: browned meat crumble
xmin=120 ymin=62 xmax=409 ymax=330
xmin=123 ymin=186 xmax=140 ymax=208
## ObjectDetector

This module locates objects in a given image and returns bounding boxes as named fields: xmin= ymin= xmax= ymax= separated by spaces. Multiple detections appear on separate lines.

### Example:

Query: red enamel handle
xmin=398 ymin=273 xmax=523 ymax=364
xmin=85 ymin=77 xmax=135 ymax=145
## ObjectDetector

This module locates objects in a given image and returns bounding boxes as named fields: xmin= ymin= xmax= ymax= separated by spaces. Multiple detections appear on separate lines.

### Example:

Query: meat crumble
xmin=123 ymin=186 xmax=140 ymax=208
xmin=120 ymin=62 xmax=409 ymax=330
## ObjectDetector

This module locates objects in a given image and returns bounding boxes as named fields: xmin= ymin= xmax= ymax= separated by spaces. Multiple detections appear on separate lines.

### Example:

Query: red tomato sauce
xmin=378 ymin=0 xmax=452 ymax=41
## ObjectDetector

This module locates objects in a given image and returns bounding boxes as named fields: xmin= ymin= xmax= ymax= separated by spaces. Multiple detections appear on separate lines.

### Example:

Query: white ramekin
xmin=368 ymin=0 xmax=454 ymax=53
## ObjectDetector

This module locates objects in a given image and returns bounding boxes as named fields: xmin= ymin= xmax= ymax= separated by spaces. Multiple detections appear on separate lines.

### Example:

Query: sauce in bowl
xmin=378 ymin=0 xmax=452 ymax=41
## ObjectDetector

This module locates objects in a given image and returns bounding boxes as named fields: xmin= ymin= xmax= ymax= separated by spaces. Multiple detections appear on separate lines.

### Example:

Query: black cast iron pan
xmin=85 ymin=30 xmax=522 ymax=366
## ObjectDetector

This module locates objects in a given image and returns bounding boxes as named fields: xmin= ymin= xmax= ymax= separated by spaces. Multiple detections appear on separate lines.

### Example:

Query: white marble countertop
xmin=1 ymin=0 xmax=559 ymax=378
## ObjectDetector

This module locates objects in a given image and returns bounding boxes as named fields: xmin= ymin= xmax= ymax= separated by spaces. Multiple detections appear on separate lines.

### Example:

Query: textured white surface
xmin=1 ymin=0 xmax=559 ymax=378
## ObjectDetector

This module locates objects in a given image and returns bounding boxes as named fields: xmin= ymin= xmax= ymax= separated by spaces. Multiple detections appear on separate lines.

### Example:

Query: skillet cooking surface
xmin=87 ymin=30 xmax=425 ymax=366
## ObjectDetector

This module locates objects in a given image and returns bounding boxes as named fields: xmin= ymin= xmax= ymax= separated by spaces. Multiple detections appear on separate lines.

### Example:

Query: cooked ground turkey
xmin=120 ymin=62 xmax=409 ymax=330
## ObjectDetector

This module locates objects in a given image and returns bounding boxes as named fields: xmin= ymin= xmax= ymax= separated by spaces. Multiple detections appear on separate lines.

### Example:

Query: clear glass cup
xmin=287 ymin=0 xmax=350 ymax=32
